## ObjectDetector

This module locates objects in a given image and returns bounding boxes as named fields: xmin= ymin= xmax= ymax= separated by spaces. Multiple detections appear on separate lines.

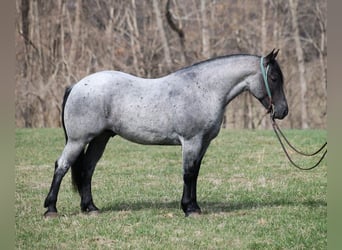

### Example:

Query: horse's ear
xmin=264 ymin=49 xmax=279 ymax=65
xmin=273 ymin=49 xmax=279 ymax=59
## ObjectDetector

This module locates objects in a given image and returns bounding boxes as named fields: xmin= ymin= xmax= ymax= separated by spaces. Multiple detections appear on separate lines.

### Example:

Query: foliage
xmin=15 ymin=0 xmax=326 ymax=128
xmin=15 ymin=128 xmax=327 ymax=249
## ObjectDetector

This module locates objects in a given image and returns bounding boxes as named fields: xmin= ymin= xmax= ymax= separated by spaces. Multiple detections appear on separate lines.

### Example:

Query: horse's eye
xmin=270 ymin=75 xmax=277 ymax=81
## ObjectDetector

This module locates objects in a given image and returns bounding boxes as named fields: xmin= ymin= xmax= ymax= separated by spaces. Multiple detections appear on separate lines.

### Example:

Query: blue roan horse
xmin=44 ymin=49 xmax=288 ymax=217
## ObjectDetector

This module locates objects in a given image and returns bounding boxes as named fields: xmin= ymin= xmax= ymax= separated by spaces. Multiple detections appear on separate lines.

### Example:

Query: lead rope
xmin=260 ymin=56 xmax=327 ymax=170
xmin=271 ymin=118 xmax=327 ymax=170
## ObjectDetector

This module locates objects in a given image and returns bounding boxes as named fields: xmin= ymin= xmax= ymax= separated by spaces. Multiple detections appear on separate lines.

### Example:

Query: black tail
xmin=61 ymin=85 xmax=85 ymax=192
xmin=61 ymin=85 xmax=73 ymax=143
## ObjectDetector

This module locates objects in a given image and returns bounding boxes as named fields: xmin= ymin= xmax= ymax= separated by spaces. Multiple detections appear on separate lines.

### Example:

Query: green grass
xmin=15 ymin=128 xmax=327 ymax=249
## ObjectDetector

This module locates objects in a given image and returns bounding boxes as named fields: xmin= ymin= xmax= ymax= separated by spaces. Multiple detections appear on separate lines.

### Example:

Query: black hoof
xmin=185 ymin=209 xmax=202 ymax=217
xmin=81 ymin=203 xmax=99 ymax=214
xmin=87 ymin=210 xmax=100 ymax=216
xmin=182 ymin=201 xmax=201 ymax=217
xmin=44 ymin=211 xmax=58 ymax=218
xmin=44 ymin=204 xmax=58 ymax=218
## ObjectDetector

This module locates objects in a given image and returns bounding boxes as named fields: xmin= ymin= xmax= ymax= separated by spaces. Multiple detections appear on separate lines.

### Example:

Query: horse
xmin=44 ymin=49 xmax=288 ymax=217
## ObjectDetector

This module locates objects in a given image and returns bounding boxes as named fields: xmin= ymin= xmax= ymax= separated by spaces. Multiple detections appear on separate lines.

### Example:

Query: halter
xmin=260 ymin=57 xmax=272 ymax=100
xmin=260 ymin=57 xmax=274 ymax=116
xmin=260 ymin=56 xmax=327 ymax=170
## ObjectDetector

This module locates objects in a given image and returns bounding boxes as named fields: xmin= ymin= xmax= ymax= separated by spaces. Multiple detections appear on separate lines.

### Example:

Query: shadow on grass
xmin=201 ymin=199 xmax=326 ymax=214
xmin=100 ymin=198 xmax=326 ymax=214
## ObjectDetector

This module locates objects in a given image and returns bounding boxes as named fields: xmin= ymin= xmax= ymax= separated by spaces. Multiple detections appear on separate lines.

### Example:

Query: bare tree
xmin=152 ymin=0 xmax=172 ymax=71
xmin=300 ymin=1 xmax=327 ymax=95
xmin=126 ymin=0 xmax=144 ymax=76
xmin=200 ymin=0 xmax=210 ymax=58
xmin=166 ymin=0 xmax=187 ymax=64
xmin=289 ymin=0 xmax=308 ymax=129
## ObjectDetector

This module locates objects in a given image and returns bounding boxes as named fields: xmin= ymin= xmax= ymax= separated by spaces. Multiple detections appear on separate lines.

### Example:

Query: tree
xmin=289 ymin=0 xmax=308 ymax=129
xmin=152 ymin=0 xmax=172 ymax=71
xmin=200 ymin=0 xmax=210 ymax=58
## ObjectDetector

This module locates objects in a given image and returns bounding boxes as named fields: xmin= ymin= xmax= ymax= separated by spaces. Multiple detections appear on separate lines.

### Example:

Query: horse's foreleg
xmin=79 ymin=132 xmax=112 ymax=213
xmin=44 ymin=141 xmax=85 ymax=217
xmin=181 ymin=138 xmax=210 ymax=217
xmin=181 ymin=164 xmax=201 ymax=216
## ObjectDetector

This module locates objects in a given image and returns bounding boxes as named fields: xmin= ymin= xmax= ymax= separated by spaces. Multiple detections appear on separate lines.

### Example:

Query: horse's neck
xmin=199 ymin=56 xmax=259 ymax=105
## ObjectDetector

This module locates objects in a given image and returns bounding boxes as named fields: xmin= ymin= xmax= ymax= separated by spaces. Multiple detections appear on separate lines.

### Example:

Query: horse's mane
xmin=174 ymin=54 xmax=259 ymax=74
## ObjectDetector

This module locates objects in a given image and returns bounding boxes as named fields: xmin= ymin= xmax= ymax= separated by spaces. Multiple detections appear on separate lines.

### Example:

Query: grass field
xmin=15 ymin=128 xmax=327 ymax=249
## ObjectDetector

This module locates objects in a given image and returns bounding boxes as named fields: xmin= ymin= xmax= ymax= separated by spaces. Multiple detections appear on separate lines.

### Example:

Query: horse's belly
xmin=121 ymin=134 xmax=180 ymax=145
xmin=116 ymin=127 xmax=181 ymax=145
xmin=109 ymin=116 xmax=181 ymax=145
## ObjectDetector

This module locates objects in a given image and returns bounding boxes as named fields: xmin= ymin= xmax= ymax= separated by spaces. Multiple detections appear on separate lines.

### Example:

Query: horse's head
xmin=251 ymin=49 xmax=288 ymax=120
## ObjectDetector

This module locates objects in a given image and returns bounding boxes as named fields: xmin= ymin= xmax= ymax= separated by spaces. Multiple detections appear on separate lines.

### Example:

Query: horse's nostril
xmin=274 ymin=106 xmax=288 ymax=120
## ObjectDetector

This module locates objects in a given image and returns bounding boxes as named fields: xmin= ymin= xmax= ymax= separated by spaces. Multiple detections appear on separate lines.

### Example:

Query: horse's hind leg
xmin=44 ymin=140 xmax=86 ymax=217
xmin=77 ymin=131 xmax=113 ymax=214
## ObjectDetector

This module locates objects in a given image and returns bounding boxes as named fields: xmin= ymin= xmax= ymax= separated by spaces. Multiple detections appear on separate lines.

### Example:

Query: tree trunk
xmin=152 ymin=0 xmax=172 ymax=71
xmin=21 ymin=0 xmax=30 ymax=77
xmin=289 ymin=0 xmax=309 ymax=129
xmin=201 ymin=0 xmax=210 ymax=58
xmin=316 ymin=2 xmax=327 ymax=95
xmin=260 ymin=0 xmax=268 ymax=128
xmin=261 ymin=0 xmax=267 ymax=55
xmin=126 ymin=0 xmax=143 ymax=76
xmin=165 ymin=0 xmax=187 ymax=64
xmin=68 ymin=0 xmax=81 ymax=64
xmin=21 ymin=0 xmax=30 ymax=46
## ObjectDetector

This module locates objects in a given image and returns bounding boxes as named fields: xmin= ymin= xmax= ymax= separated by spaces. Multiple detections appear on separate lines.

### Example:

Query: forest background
xmin=15 ymin=0 xmax=327 ymax=129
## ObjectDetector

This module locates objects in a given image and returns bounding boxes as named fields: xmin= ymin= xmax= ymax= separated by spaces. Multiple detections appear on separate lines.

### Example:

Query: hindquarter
xmin=63 ymin=81 xmax=113 ymax=142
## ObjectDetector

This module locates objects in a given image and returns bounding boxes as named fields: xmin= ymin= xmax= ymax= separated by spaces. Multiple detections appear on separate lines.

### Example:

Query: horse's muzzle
xmin=272 ymin=104 xmax=288 ymax=120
